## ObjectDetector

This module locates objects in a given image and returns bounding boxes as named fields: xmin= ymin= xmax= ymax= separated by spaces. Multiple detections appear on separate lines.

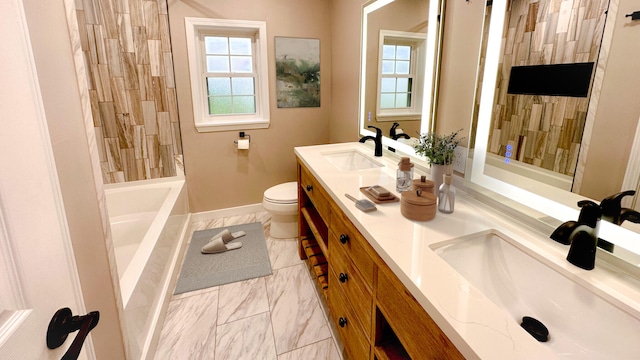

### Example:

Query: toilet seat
xmin=263 ymin=182 xmax=297 ymax=204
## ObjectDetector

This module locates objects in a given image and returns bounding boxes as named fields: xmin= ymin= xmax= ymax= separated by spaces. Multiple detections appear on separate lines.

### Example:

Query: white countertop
xmin=295 ymin=142 xmax=640 ymax=360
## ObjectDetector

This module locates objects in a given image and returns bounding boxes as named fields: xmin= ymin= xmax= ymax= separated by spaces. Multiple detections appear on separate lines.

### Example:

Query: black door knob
xmin=47 ymin=307 xmax=99 ymax=360
xmin=339 ymin=273 xmax=348 ymax=283
xmin=306 ymin=184 xmax=313 ymax=191
xmin=339 ymin=234 xmax=349 ymax=244
xmin=339 ymin=317 xmax=347 ymax=327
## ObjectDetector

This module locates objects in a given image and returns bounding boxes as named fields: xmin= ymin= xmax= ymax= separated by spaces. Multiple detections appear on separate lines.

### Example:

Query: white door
xmin=0 ymin=0 xmax=92 ymax=359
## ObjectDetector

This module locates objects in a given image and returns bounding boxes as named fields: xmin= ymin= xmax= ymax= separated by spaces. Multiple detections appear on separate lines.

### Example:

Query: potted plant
xmin=414 ymin=129 xmax=464 ymax=195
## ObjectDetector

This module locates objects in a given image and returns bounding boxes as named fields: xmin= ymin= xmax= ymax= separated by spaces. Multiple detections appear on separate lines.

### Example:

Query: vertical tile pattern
xmin=488 ymin=0 xmax=609 ymax=176
xmin=75 ymin=0 xmax=181 ymax=183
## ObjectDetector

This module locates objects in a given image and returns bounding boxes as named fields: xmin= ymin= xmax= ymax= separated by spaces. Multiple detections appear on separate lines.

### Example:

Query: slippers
xmin=201 ymin=236 xmax=243 ymax=254
xmin=209 ymin=229 xmax=247 ymax=244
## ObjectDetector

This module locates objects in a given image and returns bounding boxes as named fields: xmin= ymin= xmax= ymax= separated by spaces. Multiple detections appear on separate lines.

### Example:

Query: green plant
xmin=414 ymin=129 xmax=464 ymax=165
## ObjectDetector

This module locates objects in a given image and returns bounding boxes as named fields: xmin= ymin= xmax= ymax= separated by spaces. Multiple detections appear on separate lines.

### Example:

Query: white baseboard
xmin=190 ymin=203 xmax=265 ymax=222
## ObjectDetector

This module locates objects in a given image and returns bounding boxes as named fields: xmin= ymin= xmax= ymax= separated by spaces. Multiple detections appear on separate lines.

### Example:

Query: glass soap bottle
xmin=438 ymin=173 xmax=456 ymax=213
xmin=396 ymin=157 xmax=414 ymax=192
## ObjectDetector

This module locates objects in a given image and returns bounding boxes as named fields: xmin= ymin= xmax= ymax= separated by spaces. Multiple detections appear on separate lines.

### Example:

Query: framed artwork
xmin=275 ymin=37 xmax=320 ymax=108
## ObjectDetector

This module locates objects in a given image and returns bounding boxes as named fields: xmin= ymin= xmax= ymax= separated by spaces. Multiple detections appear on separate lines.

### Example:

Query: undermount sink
xmin=430 ymin=229 xmax=640 ymax=359
xmin=322 ymin=150 xmax=383 ymax=172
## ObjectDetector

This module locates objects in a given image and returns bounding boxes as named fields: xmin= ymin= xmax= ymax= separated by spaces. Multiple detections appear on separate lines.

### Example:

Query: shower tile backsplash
xmin=75 ymin=0 xmax=182 ymax=183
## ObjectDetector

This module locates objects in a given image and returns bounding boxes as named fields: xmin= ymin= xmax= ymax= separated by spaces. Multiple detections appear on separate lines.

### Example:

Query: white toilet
xmin=262 ymin=182 xmax=298 ymax=239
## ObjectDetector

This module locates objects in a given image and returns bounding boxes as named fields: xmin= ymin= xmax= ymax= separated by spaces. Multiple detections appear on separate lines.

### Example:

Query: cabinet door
xmin=376 ymin=271 xmax=464 ymax=360
xmin=329 ymin=232 xmax=373 ymax=337
xmin=300 ymin=166 xmax=331 ymax=222
xmin=330 ymin=208 xmax=375 ymax=286
xmin=328 ymin=269 xmax=371 ymax=360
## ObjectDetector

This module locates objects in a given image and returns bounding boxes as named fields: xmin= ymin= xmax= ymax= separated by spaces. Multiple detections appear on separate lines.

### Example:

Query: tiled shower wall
xmin=75 ymin=0 xmax=182 ymax=183
xmin=488 ymin=0 xmax=609 ymax=176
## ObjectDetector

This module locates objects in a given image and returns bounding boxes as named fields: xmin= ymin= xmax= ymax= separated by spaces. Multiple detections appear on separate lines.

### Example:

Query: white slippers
xmin=201 ymin=228 xmax=246 ymax=254
xmin=216 ymin=229 xmax=246 ymax=243
xmin=201 ymin=236 xmax=242 ymax=254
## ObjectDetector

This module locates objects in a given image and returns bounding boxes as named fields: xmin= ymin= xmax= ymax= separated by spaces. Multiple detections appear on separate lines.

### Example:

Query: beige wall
xmin=436 ymin=0 xmax=486 ymax=143
xmin=329 ymin=0 xmax=369 ymax=143
xmin=580 ymin=0 xmax=640 ymax=200
xmin=23 ymin=0 xmax=126 ymax=358
xmin=168 ymin=0 xmax=332 ymax=213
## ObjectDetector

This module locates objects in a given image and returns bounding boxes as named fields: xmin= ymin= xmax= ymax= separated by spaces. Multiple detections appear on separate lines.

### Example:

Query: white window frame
xmin=185 ymin=18 xmax=270 ymax=132
xmin=376 ymin=30 xmax=427 ymax=121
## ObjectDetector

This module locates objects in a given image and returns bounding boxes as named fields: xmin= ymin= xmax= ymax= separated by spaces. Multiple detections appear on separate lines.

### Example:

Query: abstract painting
xmin=275 ymin=37 xmax=320 ymax=108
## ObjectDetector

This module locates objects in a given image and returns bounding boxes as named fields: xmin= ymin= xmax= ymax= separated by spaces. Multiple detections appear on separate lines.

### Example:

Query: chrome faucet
xmin=359 ymin=125 xmax=383 ymax=157
xmin=550 ymin=200 xmax=601 ymax=270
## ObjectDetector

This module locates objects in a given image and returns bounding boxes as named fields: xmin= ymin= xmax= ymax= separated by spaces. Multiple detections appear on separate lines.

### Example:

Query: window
xmin=376 ymin=30 xmax=427 ymax=121
xmin=185 ymin=18 xmax=270 ymax=132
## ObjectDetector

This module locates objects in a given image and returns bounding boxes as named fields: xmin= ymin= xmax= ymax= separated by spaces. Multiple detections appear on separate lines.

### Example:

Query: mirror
xmin=468 ymin=0 xmax=640 ymax=262
xmin=359 ymin=0 xmax=443 ymax=156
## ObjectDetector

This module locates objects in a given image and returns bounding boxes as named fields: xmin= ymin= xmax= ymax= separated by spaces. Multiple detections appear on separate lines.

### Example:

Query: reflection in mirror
xmin=468 ymin=0 xmax=640 ymax=264
xmin=359 ymin=0 xmax=443 ymax=156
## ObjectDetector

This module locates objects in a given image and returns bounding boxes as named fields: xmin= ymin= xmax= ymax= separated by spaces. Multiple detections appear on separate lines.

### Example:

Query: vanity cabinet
xmin=297 ymin=160 xmax=464 ymax=360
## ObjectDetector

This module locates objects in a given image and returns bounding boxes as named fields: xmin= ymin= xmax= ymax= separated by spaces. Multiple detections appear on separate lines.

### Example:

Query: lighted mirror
xmin=468 ymin=0 xmax=640 ymax=263
xmin=359 ymin=0 xmax=443 ymax=156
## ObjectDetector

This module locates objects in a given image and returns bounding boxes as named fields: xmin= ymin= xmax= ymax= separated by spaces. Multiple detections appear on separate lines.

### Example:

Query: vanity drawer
xmin=328 ymin=237 xmax=373 ymax=337
xmin=330 ymin=209 xmax=375 ymax=286
xmin=300 ymin=166 xmax=331 ymax=222
xmin=376 ymin=270 xmax=464 ymax=360
xmin=328 ymin=269 xmax=370 ymax=360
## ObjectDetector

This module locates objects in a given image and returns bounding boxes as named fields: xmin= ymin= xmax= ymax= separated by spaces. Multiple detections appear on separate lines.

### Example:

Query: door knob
xmin=47 ymin=307 xmax=99 ymax=360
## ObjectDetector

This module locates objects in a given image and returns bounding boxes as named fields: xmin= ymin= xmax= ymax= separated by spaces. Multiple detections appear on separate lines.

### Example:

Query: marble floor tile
xmin=155 ymin=289 xmax=218 ymax=360
xmin=267 ymin=237 xmax=302 ymax=270
xmin=217 ymin=277 xmax=270 ymax=325
xmin=224 ymin=213 xmax=256 ymax=226
xmin=215 ymin=312 xmax=277 ymax=360
xmin=171 ymin=286 xmax=217 ymax=301
xmin=266 ymin=264 xmax=331 ymax=355
xmin=277 ymin=338 xmax=342 ymax=360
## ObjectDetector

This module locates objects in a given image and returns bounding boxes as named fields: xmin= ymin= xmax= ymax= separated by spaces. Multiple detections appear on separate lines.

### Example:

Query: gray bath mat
xmin=174 ymin=222 xmax=272 ymax=295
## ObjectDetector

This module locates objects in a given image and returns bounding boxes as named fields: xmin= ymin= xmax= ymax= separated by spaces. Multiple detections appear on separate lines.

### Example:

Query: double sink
xmin=321 ymin=147 xmax=640 ymax=358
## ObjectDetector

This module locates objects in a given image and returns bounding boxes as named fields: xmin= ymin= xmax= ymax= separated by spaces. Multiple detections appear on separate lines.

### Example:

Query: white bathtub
xmin=105 ymin=177 xmax=189 ymax=359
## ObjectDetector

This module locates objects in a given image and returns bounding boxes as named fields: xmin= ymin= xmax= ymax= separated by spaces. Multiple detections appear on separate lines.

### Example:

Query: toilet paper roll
xmin=237 ymin=139 xmax=250 ymax=150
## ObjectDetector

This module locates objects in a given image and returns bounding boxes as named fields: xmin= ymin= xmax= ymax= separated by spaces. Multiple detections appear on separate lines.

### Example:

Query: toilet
xmin=262 ymin=182 xmax=298 ymax=239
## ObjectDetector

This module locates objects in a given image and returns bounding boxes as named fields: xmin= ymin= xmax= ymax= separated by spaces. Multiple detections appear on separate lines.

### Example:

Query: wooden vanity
xmin=297 ymin=160 xmax=464 ymax=359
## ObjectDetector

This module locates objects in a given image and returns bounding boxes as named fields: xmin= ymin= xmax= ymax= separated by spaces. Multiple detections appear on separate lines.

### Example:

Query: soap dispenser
xmin=565 ymin=200 xmax=601 ymax=270
xmin=396 ymin=157 xmax=414 ymax=192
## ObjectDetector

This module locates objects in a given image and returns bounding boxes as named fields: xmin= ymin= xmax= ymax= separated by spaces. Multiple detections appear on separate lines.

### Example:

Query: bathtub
xmin=105 ymin=177 xmax=190 ymax=359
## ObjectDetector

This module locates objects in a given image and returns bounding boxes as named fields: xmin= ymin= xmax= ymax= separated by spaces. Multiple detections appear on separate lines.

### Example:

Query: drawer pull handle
xmin=306 ymin=184 xmax=313 ymax=191
xmin=339 ymin=234 xmax=349 ymax=244
xmin=339 ymin=273 xmax=348 ymax=283
xmin=338 ymin=317 xmax=347 ymax=328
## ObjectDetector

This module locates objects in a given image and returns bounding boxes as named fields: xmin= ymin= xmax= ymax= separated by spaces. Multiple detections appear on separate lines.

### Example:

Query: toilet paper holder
xmin=234 ymin=131 xmax=251 ymax=145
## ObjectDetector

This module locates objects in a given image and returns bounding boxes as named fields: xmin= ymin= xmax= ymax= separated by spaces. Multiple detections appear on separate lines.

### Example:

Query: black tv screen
xmin=507 ymin=62 xmax=594 ymax=97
